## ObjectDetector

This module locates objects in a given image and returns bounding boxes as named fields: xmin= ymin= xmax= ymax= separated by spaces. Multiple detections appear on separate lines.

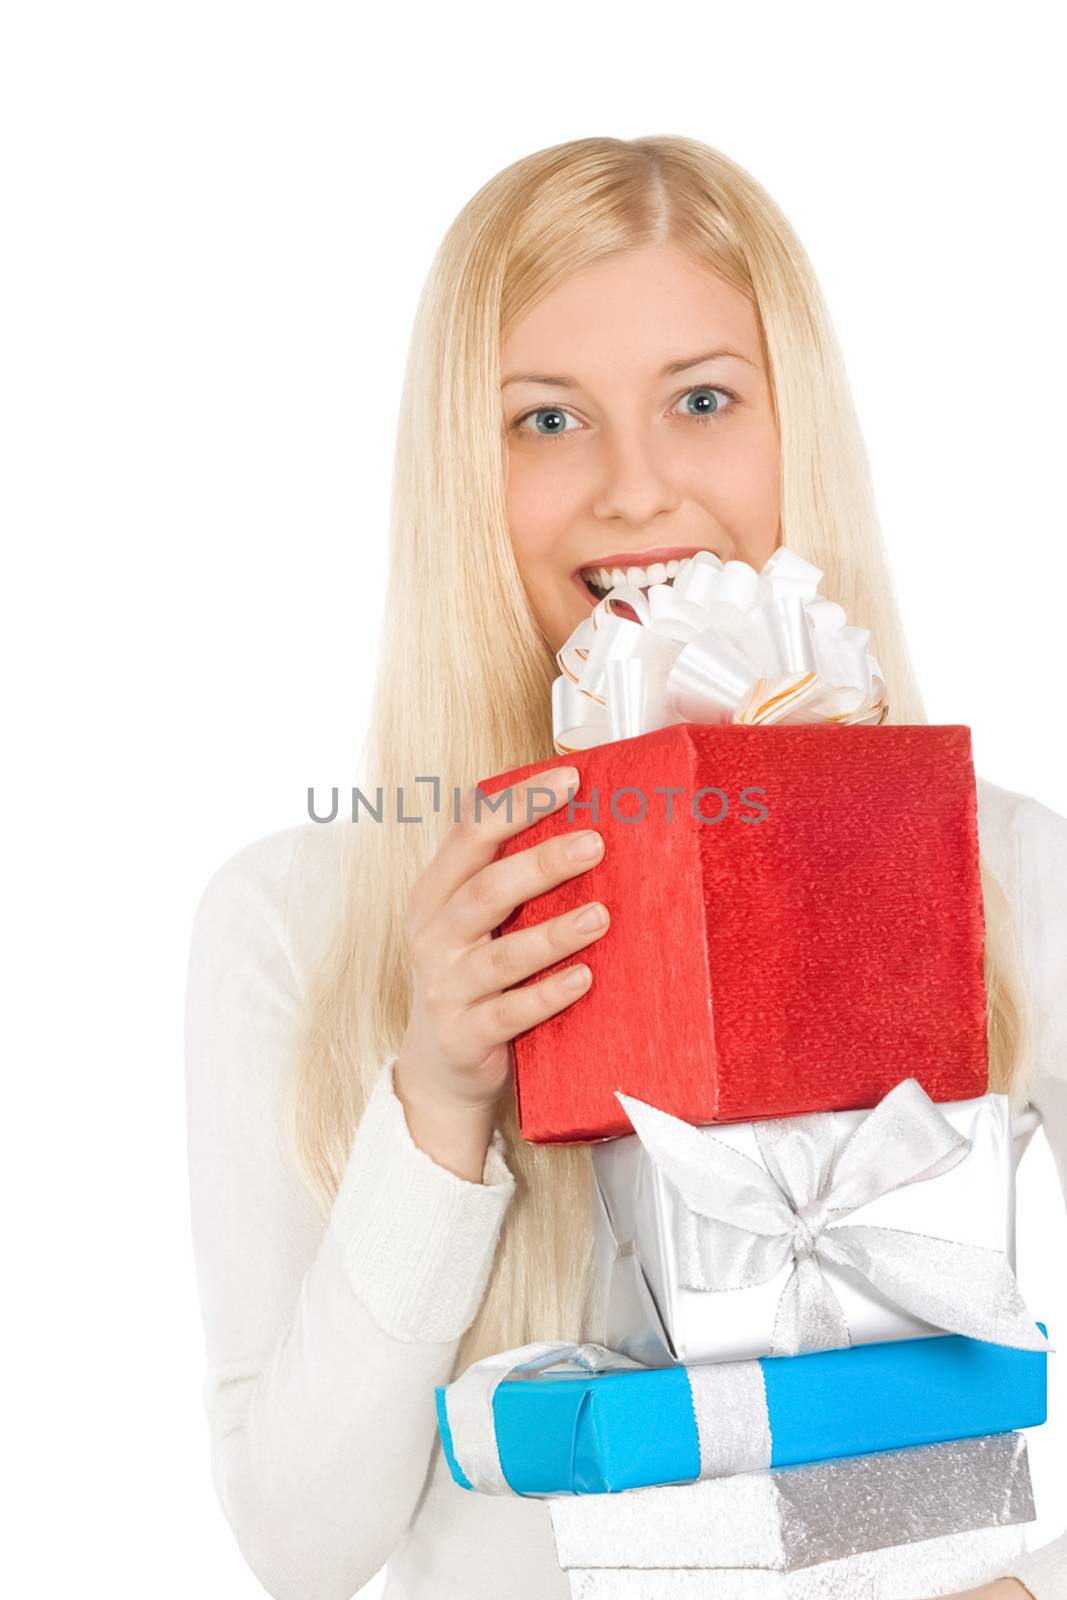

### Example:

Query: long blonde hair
xmin=292 ymin=135 xmax=1030 ymax=1372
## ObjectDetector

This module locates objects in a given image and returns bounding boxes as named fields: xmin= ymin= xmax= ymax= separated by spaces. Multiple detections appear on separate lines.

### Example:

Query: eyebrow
xmin=501 ymin=347 xmax=758 ymax=388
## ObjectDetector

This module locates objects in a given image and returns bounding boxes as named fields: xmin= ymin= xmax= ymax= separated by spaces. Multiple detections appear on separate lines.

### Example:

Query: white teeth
xmin=580 ymin=554 xmax=698 ymax=594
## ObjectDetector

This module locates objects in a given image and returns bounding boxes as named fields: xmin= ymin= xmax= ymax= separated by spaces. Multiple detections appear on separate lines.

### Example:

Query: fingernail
xmin=562 ymin=964 xmax=592 ymax=989
xmin=573 ymin=902 xmax=608 ymax=933
xmin=566 ymin=830 xmax=603 ymax=862
xmin=549 ymin=766 xmax=580 ymax=798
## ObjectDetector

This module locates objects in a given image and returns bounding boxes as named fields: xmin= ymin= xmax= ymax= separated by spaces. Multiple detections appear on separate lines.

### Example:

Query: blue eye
xmin=513 ymin=406 xmax=581 ymax=438
xmin=676 ymin=386 xmax=734 ymax=420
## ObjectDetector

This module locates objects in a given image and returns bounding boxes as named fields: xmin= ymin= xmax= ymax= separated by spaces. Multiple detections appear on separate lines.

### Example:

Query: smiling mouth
xmin=577 ymin=553 xmax=701 ymax=603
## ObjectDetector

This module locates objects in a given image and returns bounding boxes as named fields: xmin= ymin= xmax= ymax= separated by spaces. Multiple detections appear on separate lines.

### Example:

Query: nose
xmin=591 ymin=421 xmax=683 ymax=527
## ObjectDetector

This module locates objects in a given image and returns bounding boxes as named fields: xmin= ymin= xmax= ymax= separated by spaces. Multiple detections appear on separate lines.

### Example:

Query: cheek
xmin=505 ymin=450 xmax=585 ymax=575
xmin=691 ymin=422 xmax=781 ymax=522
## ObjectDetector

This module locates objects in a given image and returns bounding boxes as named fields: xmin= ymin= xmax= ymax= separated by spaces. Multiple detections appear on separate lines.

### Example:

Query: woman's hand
xmin=394 ymin=765 xmax=608 ymax=1180
xmin=932 ymin=1581 xmax=1033 ymax=1598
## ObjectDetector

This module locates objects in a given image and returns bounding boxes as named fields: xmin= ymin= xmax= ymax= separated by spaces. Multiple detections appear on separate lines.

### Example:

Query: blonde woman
xmin=184 ymin=136 xmax=1067 ymax=1600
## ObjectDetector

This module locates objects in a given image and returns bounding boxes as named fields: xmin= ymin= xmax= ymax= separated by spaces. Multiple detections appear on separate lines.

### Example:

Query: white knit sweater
xmin=184 ymin=774 xmax=1067 ymax=1600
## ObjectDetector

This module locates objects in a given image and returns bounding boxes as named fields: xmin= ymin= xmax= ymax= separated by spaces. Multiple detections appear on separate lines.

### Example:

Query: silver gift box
xmin=549 ymin=1432 xmax=1034 ymax=1573
xmin=562 ymin=1524 xmax=1030 ymax=1598
xmin=591 ymin=1089 xmax=1021 ymax=1365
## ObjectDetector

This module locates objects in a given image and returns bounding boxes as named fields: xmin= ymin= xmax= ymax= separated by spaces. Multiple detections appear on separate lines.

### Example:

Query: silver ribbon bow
xmin=615 ymin=1077 xmax=1048 ymax=1357
xmin=552 ymin=545 xmax=889 ymax=752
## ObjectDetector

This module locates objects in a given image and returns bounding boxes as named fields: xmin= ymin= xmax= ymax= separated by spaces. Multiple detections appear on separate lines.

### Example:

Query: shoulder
xmin=975 ymin=775 xmax=1067 ymax=918
xmin=976 ymin=775 xmax=1067 ymax=1112
xmin=187 ymin=820 xmax=350 ymax=1005
xmin=975 ymin=773 xmax=1066 ymax=832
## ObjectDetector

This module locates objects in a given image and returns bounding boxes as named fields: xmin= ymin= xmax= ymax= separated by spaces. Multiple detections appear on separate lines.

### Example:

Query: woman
xmin=184 ymin=135 xmax=1067 ymax=1599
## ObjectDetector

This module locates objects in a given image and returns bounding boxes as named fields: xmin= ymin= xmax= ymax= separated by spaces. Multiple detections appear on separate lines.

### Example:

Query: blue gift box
xmin=435 ymin=1329 xmax=1047 ymax=1497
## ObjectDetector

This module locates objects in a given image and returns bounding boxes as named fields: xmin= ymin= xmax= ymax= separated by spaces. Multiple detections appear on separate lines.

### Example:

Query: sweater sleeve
xmin=1001 ymin=794 xmax=1067 ymax=1600
xmin=184 ymin=828 xmax=516 ymax=1600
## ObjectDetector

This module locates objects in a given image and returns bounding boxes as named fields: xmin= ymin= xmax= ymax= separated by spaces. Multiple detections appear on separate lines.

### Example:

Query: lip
xmin=570 ymin=545 xmax=719 ymax=607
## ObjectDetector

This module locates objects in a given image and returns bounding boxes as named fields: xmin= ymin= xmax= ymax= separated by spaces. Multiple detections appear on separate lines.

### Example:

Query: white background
xmin=4 ymin=3 xmax=1065 ymax=1596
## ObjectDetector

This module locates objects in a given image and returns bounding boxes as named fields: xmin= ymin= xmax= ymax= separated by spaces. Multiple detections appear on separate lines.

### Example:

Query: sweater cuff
xmin=328 ymin=1054 xmax=516 ymax=1343
xmin=1005 ymin=1528 xmax=1067 ymax=1599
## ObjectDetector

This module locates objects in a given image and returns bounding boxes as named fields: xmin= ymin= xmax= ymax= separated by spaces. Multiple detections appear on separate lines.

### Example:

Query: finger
xmin=446 ymin=824 xmax=605 ymax=947
xmin=414 ymin=765 xmax=580 ymax=920
xmin=453 ymin=898 xmax=611 ymax=1006
xmin=464 ymin=962 xmax=595 ymax=1052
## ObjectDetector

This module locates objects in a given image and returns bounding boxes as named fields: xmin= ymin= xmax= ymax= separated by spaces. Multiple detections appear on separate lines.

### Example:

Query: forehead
xmin=500 ymin=242 xmax=761 ymax=384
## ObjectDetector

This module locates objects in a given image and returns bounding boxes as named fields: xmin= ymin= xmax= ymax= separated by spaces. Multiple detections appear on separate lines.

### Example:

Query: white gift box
xmin=591 ymin=1082 xmax=1039 ymax=1365
xmin=563 ymin=1524 xmax=1030 ymax=1599
xmin=549 ymin=1432 xmax=1034 ymax=1573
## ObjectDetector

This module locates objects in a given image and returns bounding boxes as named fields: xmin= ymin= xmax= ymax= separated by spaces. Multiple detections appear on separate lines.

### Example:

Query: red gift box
xmin=477 ymin=723 xmax=989 ymax=1144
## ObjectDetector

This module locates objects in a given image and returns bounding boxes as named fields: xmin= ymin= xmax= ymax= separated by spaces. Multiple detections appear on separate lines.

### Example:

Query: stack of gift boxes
xmin=433 ymin=549 xmax=1050 ymax=1598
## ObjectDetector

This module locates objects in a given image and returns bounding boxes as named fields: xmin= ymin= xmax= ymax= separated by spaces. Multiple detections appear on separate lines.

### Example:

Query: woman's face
xmin=501 ymin=241 xmax=782 ymax=653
